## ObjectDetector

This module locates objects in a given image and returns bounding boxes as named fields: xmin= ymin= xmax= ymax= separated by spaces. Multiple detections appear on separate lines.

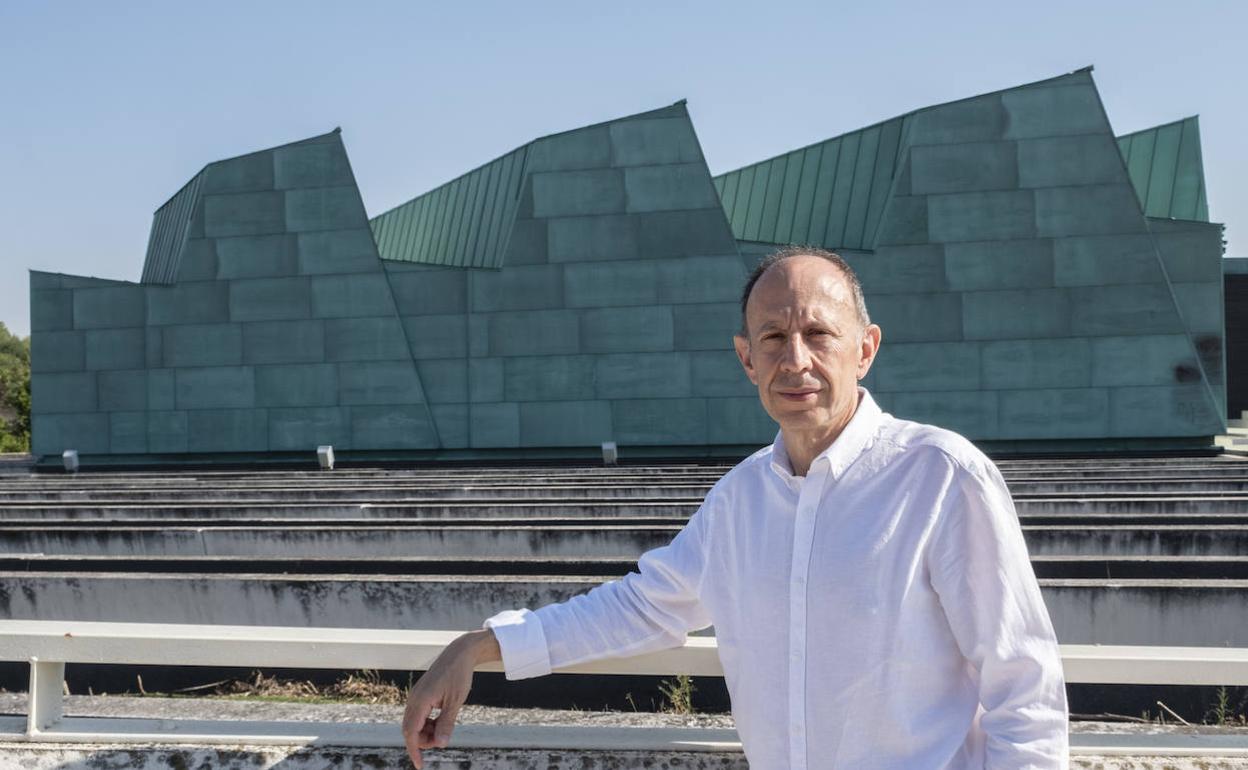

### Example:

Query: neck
xmin=779 ymin=396 xmax=860 ymax=477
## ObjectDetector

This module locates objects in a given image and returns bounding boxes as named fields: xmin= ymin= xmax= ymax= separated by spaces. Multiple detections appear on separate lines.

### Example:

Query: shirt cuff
xmin=482 ymin=608 xmax=552 ymax=680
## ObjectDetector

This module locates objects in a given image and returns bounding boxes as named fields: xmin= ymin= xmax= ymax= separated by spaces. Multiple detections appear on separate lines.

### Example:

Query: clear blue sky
xmin=2 ymin=0 xmax=1243 ymax=337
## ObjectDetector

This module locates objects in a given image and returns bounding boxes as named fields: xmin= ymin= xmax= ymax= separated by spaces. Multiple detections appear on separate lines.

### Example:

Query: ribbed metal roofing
xmin=1117 ymin=116 xmax=1209 ymax=222
xmin=712 ymin=117 xmax=907 ymax=251
xmin=140 ymin=170 xmax=204 ymax=284
xmin=370 ymin=146 xmax=529 ymax=270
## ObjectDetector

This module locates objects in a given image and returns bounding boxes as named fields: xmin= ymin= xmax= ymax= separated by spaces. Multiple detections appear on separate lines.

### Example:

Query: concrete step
xmin=5 ymin=495 xmax=1248 ymax=520
xmin=0 ymin=524 xmax=681 ymax=559
xmin=6 ymin=456 xmax=1244 ymax=485
xmin=14 ymin=477 xmax=1248 ymax=503
xmin=0 ymin=484 xmax=717 ymax=503
xmin=1013 ymin=497 xmax=1248 ymax=514
xmin=2 ymin=553 xmax=1245 ymax=580
xmin=0 ymin=524 xmax=1243 ymax=559
xmin=0 ymin=501 xmax=702 ymax=519
xmin=0 ymin=572 xmax=1244 ymax=647
xmin=1018 ymin=513 xmax=1248 ymax=526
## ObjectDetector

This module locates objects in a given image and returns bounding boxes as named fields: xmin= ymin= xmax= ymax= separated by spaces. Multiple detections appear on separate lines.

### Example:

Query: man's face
xmin=733 ymin=256 xmax=881 ymax=437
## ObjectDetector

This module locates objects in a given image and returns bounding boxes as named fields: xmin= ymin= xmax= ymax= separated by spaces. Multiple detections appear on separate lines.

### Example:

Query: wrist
xmin=457 ymin=629 xmax=502 ymax=667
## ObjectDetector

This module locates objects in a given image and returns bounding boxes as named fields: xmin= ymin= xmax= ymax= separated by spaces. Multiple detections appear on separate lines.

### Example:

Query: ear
xmin=856 ymin=324 xmax=882 ymax=380
xmin=733 ymin=334 xmax=759 ymax=385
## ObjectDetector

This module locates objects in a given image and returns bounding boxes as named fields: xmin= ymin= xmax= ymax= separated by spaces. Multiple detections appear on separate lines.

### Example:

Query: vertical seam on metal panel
xmin=728 ymin=165 xmax=748 ymax=238
xmin=486 ymin=150 xmax=520 ymax=268
xmin=379 ymin=204 xmax=399 ymax=260
xmin=872 ymin=121 xmax=903 ymax=237
xmin=1152 ymin=123 xmax=1181 ymax=221
xmin=748 ymin=162 xmax=772 ymax=242
xmin=379 ymin=209 xmax=397 ymax=259
xmin=470 ymin=159 xmax=501 ymax=268
xmin=719 ymin=172 xmax=739 ymax=227
xmin=1168 ymin=121 xmax=1186 ymax=219
xmin=1143 ymin=124 xmax=1163 ymax=216
xmin=443 ymin=180 xmax=464 ymax=267
xmin=480 ymin=154 xmax=511 ymax=268
xmin=837 ymin=132 xmax=861 ymax=249
xmin=469 ymin=163 xmax=494 ymax=268
xmin=419 ymin=188 xmax=443 ymax=266
xmin=814 ymin=138 xmax=846 ymax=248
xmin=823 ymin=136 xmax=857 ymax=248
xmin=394 ymin=199 xmax=416 ymax=263
xmin=852 ymin=132 xmax=879 ymax=249
xmin=726 ymin=172 xmax=743 ymax=230
xmin=758 ymin=157 xmax=784 ymax=242
xmin=455 ymin=168 xmax=484 ymax=267
xmin=393 ymin=200 xmax=413 ymax=262
xmin=860 ymin=124 xmax=895 ymax=249
xmin=429 ymin=184 xmax=454 ymax=267
xmin=866 ymin=118 xmax=912 ymax=250
xmin=486 ymin=151 xmax=521 ymax=268
xmin=778 ymin=149 xmax=805 ymax=243
xmin=848 ymin=127 xmax=880 ymax=249
xmin=492 ymin=146 xmax=529 ymax=271
xmin=1192 ymin=118 xmax=1209 ymax=222
xmin=448 ymin=172 xmax=476 ymax=267
xmin=390 ymin=202 xmax=411 ymax=263
xmin=795 ymin=144 xmax=823 ymax=245
xmin=415 ymin=190 xmax=437 ymax=263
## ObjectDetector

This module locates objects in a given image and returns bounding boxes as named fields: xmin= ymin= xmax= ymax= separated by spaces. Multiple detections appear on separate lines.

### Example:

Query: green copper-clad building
xmin=27 ymin=68 xmax=1226 ymax=463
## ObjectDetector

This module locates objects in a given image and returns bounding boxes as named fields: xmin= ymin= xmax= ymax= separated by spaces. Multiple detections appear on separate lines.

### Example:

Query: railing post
xmin=26 ymin=656 xmax=65 ymax=735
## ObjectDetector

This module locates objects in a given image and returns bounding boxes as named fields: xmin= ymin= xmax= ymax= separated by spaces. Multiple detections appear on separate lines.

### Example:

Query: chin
xmin=770 ymin=406 xmax=825 ymax=425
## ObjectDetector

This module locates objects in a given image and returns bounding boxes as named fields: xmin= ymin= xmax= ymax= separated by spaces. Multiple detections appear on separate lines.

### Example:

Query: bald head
xmin=739 ymin=247 xmax=869 ymax=337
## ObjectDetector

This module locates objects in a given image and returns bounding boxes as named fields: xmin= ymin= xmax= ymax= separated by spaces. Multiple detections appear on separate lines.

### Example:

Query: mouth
xmin=776 ymin=388 xmax=820 ymax=402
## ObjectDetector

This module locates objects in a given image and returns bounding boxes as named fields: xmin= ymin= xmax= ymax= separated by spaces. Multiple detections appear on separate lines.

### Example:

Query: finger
xmin=432 ymin=700 xmax=463 ymax=748
xmin=403 ymin=728 xmax=423 ymax=769
xmin=403 ymin=698 xmax=433 ymax=737
xmin=416 ymin=712 xmax=441 ymax=749
xmin=403 ymin=699 xmax=434 ymax=767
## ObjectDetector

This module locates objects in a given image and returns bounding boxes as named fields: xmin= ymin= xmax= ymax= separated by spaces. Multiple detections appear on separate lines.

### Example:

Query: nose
xmin=779 ymin=334 xmax=812 ymax=373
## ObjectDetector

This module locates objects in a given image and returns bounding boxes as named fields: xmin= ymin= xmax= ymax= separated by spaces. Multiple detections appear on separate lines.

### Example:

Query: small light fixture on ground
xmin=317 ymin=445 xmax=335 ymax=471
xmin=601 ymin=441 xmax=618 ymax=466
xmin=61 ymin=450 xmax=79 ymax=474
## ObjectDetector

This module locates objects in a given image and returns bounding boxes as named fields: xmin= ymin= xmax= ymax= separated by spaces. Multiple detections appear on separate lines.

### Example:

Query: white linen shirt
xmin=485 ymin=389 xmax=1069 ymax=769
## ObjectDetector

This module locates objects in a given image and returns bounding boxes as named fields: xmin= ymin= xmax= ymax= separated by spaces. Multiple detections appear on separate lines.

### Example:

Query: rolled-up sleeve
xmin=482 ymin=497 xmax=714 ymax=681
xmin=929 ymin=460 xmax=1069 ymax=768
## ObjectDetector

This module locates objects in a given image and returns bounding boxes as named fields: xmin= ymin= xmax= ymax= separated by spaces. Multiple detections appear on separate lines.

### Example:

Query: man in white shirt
xmin=402 ymin=247 xmax=1069 ymax=768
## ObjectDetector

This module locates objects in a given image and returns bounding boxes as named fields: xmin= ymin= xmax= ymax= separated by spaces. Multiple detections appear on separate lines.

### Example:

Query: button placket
xmin=787 ymin=460 xmax=832 ymax=770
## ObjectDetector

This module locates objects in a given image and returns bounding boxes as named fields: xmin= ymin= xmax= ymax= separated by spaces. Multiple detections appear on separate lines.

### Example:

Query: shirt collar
xmin=768 ymin=387 xmax=884 ymax=483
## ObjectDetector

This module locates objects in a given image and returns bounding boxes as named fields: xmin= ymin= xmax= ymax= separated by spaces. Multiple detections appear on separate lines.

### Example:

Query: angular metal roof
xmin=368 ymin=101 xmax=690 ymax=270
xmin=712 ymin=117 xmax=906 ymax=251
xmin=1117 ymin=116 xmax=1209 ymax=222
xmin=140 ymin=131 xmax=343 ymax=285
xmin=141 ymin=170 xmax=204 ymax=284
xmin=370 ymin=146 xmax=529 ymax=270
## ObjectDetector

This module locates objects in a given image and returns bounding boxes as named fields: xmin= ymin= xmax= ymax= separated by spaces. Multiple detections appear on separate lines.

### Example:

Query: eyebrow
xmin=756 ymin=316 xmax=838 ymax=334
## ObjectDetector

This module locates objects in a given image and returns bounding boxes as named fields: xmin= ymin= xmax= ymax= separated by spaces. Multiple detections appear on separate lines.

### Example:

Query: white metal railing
xmin=2 ymin=620 xmax=1248 ymax=756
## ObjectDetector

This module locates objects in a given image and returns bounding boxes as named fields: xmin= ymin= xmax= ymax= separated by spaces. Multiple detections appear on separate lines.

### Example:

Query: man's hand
xmin=402 ymin=628 xmax=501 ymax=768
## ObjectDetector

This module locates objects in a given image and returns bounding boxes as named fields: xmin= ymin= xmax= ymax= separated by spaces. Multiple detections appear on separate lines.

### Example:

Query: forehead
xmin=747 ymin=256 xmax=857 ymax=325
